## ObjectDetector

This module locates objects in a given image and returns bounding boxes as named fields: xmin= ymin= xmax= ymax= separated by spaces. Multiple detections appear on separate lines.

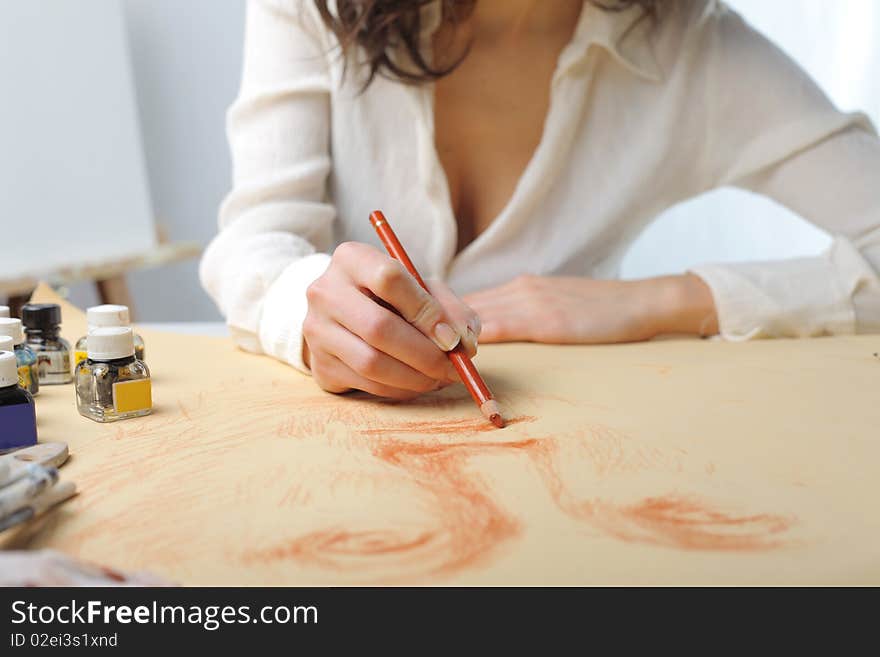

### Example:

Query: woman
xmin=201 ymin=0 xmax=880 ymax=399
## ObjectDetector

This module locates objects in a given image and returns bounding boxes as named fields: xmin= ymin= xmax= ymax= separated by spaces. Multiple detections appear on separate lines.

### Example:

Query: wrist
xmin=639 ymin=274 xmax=719 ymax=337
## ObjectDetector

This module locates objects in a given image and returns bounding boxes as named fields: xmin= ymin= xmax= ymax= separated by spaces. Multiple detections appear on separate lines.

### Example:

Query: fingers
xmin=305 ymin=241 xmax=472 ymax=399
xmin=333 ymin=242 xmax=463 ymax=351
xmin=310 ymin=348 xmax=430 ymax=400
xmin=324 ymin=321 xmax=442 ymax=392
xmin=306 ymin=273 xmax=459 ymax=383
xmin=463 ymin=277 xmax=535 ymax=343
xmin=463 ymin=300 xmax=531 ymax=343
xmin=426 ymin=279 xmax=480 ymax=357
xmin=460 ymin=277 xmax=517 ymax=307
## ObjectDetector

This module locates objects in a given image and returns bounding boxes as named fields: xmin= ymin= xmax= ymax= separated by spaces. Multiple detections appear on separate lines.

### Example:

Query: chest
xmin=433 ymin=30 xmax=572 ymax=253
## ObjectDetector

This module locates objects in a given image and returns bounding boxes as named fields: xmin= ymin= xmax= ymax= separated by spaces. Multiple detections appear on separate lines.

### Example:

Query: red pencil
xmin=369 ymin=210 xmax=505 ymax=429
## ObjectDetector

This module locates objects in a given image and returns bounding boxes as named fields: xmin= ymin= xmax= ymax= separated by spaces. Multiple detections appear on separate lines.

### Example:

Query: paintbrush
xmin=0 ymin=480 xmax=77 ymax=533
xmin=0 ymin=442 xmax=69 ymax=488
xmin=0 ymin=464 xmax=58 ymax=518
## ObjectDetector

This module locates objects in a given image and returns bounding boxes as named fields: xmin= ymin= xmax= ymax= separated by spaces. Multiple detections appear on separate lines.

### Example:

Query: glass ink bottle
xmin=0 ymin=318 xmax=39 ymax=396
xmin=21 ymin=303 xmax=72 ymax=385
xmin=75 ymin=304 xmax=145 ymax=368
xmin=75 ymin=327 xmax=151 ymax=423
xmin=0 ymin=350 xmax=38 ymax=450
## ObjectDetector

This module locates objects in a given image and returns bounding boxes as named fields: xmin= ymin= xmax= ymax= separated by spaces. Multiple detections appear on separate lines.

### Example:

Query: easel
xmin=1 ymin=242 xmax=200 ymax=320
xmin=0 ymin=1 xmax=200 ymax=320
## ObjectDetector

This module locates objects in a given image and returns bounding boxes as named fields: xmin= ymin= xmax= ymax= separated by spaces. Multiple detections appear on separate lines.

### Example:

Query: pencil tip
xmin=480 ymin=399 xmax=506 ymax=429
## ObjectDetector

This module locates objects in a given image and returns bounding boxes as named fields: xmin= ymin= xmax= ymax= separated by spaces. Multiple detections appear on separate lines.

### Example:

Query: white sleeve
xmin=199 ymin=0 xmax=333 ymax=370
xmin=686 ymin=2 xmax=880 ymax=339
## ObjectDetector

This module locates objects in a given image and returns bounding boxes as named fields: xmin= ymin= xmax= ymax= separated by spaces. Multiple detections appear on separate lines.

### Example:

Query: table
xmin=138 ymin=322 xmax=229 ymax=338
xmin=3 ymin=286 xmax=878 ymax=584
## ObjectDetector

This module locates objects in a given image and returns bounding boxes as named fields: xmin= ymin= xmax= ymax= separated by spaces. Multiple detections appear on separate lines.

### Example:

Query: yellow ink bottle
xmin=75 ymin=327 xmax=151 ymax=423
xmin=75 ymin=304 xmax=145 ymax=367
xmin=0 ymin=318 xmax=39 ymax=396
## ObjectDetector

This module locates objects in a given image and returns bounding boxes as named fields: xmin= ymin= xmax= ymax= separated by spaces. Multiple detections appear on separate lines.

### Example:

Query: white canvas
xmin=0 ymin=0 xmax=156 ymax=279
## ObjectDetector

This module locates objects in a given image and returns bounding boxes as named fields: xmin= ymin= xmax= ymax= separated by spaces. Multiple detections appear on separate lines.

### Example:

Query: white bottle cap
xmin=0 ymin=350 xmax=18 ymax=387
xmin=0 ymin=318 xmax=24 ymax=345
xmin=0 ymin=305 xmax=9 ymax=318
xmin=87 ymin=327 xmax=135 ymax=360
xmin=86 ymin=304 xmax=131 ymax=328
xmin=0 ymin=336 xmax=13 ymax=353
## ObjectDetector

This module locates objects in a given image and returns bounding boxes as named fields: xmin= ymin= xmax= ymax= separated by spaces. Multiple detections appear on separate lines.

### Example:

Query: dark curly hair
xmin=314 ymin=0 xmax=661 ymax=88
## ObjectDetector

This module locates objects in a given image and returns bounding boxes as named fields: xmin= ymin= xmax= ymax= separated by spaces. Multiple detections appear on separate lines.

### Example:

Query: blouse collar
xmin=420 ymin=0 xmax=663 ymax=83
xmin=573 ymin=2 xmax=663 ymax=82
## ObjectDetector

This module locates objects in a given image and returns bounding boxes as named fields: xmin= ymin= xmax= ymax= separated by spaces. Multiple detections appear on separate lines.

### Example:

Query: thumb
xmin=425 ymin=279 xmax=480 ymax=357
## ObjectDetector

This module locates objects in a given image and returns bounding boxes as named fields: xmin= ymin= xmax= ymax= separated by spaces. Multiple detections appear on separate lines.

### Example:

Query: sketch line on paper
xmin=359 ymin=415 xmax=536 ymax=436
xmin=520 ymin=432 xmax=797 ymax=553
xmin=588 ymin=495 xmax=794 ymax=551
xmin=366 ymin=427 xmax=798 ymax=564
xmin=243 ymin=438 xmax=525 ymax=580
xmin=245 ymin=393 xmax=799 ymax=581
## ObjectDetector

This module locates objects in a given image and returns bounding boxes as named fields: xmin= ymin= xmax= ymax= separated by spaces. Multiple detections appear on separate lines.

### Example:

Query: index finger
xmin=334 ymin=242 xmax=463 ymax=352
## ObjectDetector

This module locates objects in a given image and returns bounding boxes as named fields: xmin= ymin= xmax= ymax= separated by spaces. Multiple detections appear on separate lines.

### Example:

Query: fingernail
xmin=433 ymin=322 xmax=460 ymax=351
xmin=466 ymin=326 xmax=478 ymax=350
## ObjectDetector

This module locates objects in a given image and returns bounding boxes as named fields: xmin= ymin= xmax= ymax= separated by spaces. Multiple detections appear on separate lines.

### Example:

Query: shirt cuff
xmin=688 ymin=239 xmax=874 ymax=340
xmin=257 ymin=252 xmax=331 ymax=372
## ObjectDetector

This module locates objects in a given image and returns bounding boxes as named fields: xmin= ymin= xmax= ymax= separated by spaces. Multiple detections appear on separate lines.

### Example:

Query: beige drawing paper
xmin=3 ymin=285 xmax=879 ymax=584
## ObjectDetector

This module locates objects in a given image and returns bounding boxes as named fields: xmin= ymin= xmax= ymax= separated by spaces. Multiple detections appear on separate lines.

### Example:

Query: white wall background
xmin=0 ymin=0 xmax=156 ymax=279
xmin=69 ymin=0 xmax=245 ymax=320
xmin=66 ymin=0 xmax=879 ymax=319
xmin=621 ymin=0 xmax=880 ymax=279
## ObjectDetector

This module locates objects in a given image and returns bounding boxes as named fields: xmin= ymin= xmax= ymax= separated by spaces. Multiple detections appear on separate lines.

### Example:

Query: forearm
xmin=203 ymin=0 xmax=338 ymax=369
xmin=639 ymin=274 xmax=719 ymax=338
xmin=730 ymin=127 xmax=880 ymax=336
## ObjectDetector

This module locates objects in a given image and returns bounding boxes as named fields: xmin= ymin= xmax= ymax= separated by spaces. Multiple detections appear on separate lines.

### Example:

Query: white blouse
xmin=200 ymin=0 xmax=880 ymax=372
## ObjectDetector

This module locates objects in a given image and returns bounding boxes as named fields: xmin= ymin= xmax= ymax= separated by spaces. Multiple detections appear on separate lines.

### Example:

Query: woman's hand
xmin=462 ymin=273 xmax=718 ymax=344
xmin=303 ymin=242 xmax=480 ymax=399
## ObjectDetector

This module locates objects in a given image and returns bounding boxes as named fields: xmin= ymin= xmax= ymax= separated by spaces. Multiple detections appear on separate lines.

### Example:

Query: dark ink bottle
xmin=0 ymin=317 xmax=39 ymax=396
xmin=0 ymin=350 xmax=38 ymax=450
xmin=75 ymin=327 xmax=151 ymax=423
xmin=22 ymin=303 xmax=72 ymax=385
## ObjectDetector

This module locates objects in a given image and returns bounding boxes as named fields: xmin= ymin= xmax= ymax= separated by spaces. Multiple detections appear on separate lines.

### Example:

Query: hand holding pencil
xmin=369 ymin=211 xmax=505 ymax=428
xmin=302 ymin=220 xmax=482 ymax=402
